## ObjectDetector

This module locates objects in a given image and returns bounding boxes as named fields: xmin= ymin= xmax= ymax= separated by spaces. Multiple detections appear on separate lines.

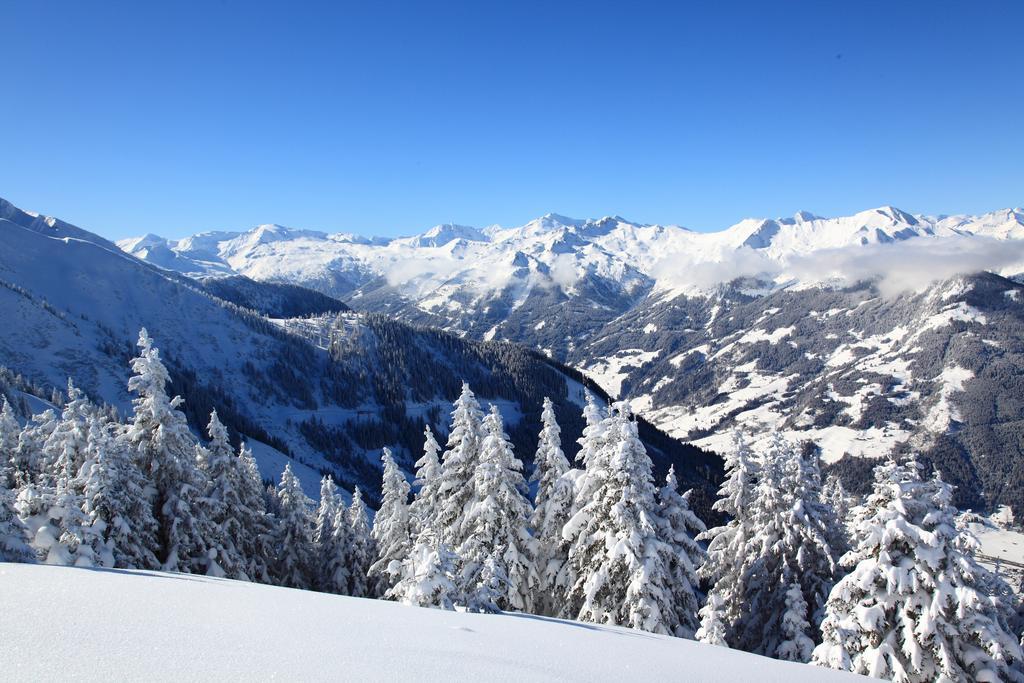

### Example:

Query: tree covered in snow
xmin=1 ymin=398 xmax=21 ymax=488
xmin=0 ymin=482 xmax=33 ymax=563
xmin=125 ymin=328 xmax=215 ymax=574
xmin=696 ymin=432 xmax=759 ymax=647
xmin=564 ymin=403 xmax=681 ymax=634
xmin=314 ymin=474 xmax=349 ymax=594
xmin=529 ymin=397 xmax=574 ymax=616
xmin=196 ymin=410 xmax=248 ymax=579
xmin=40 ymin=380 xmax=93 ymax=488
xmin=700 ymin=435 xmax=835 ymax=658
xmin=458 ymin=405 xmax=537 ymax=613
xmin=408 ymin=425 xmax=442 ymax=538
xmin=657 ymin=465 xmax=706 ymax=638
xmin=434 ymin=382 xmax=485 ymax=550
xmin=269 ymin=463 xmax=316 ymax=589
xmin=234 ymin=443 xmax=275 ymax=583
xmin=369 ymin=448 xmax=412 ymax=597
xmin=812 ymin=459 xmax=1024 ymax=682
xmin=822 ymin=473 xmax=852 ymax=559
xmin=558 ymin=394 xmax=612 ymax=619
xmin=347 ymin=486 xmax=374 ymax=597
xmin=387 ymin=529 xmax=460 ymax=610
xmin=80 ymin=417 xmax=158 ymax=569
xmin=777 ymin=582 xmax=815 ymax=663
xmin=13 ymin=410 xmax=57 ymax=485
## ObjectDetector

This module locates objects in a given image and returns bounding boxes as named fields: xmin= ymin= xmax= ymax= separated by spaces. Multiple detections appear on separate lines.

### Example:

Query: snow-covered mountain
xmin=120 ymin=204 xmax=1024 ymax=516
xmin=0 ymin=196 xmax=717 ymax=506
xmin=1 ymin=563 xmax=862 ymax=681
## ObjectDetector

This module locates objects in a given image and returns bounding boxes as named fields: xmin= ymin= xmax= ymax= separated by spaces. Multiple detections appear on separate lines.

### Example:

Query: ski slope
xmin=0 ymin=564 xmax=863 ymax=681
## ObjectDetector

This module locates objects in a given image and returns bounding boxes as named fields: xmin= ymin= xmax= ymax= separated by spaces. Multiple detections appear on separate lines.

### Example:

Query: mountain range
xmin=118 ymin=203 xmax=1024 ymax=514
xmin=0 ymin=196 xmax=718 ymax=508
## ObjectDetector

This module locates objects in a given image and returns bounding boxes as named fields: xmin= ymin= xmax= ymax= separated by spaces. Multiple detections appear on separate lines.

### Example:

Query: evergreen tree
xmin=699 ymin=436 xmax=835 ymax=657
xmin=777 ymin=582 xmax=815 ymax=662
xmin=696 ymin=432 xmax=759 ymax=647
xmin=269 ymin=463 xmax=316 ymax=589
xmin=558 ymin=394 xmax=611 ymax=619
xmin=0 ymin=483 xmax=33 ymax=563
xmin=80 ymin=417 xmax=159 ymax=569
xmin=347 ymin=486 xmax=374 ymax=597
xmin=657 ymin=465 xmax=706 ymax=638
xmin=529 ymin=397 xmax=574 ymax=616
xmin=196 ymin=410 xmax=248 ymax=579
xmin=41 ymin=380 xmax=92 ymax=488
xmin=565 ymin=403 xmax=679 ymax=634
xmin=315 ymin=474 xmax=348 ymax=594
xmin=387 ymin=529 xmax=460 ymax=610
xmin=458 ymin=405 xmax=537 ymax=612
xmin=369 ymin=448 xmax=412 ymax=597
xmin=125 ymin=328 xmax=214 ymax=573
xmin=235 ymin=443 xmax=275 ymax=583
xmin=812 ymin=459 xmax=1024 ymax=682
xmin=434 ymin=382 xmax=485 ymax=549
xmin=0 ymin=397 xmax=20 ymax=489
xmin=822 ymin=473 xmax=852 ymax=558
xmin=408 ymin=425 xmax=442 ymax=537
xmin=14 ymin=410 xmax=58 ymax=485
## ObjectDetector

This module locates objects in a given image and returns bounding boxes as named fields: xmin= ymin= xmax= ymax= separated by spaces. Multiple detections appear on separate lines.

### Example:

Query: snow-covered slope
xmin=0 ymin=563 xmax=862 ymax=681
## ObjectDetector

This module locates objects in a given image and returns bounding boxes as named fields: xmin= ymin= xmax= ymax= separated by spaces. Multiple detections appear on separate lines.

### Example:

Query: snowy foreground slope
xmin=0 ymin=564 xmax=862 ymax=682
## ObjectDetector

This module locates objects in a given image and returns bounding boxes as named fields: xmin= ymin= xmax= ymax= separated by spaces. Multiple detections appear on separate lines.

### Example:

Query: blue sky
xmin=2 ymin=1 xmax=1022 ymax=240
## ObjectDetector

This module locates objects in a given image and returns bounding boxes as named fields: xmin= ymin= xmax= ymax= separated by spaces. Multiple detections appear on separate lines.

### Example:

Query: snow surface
xmin=0 ymin=564 xmax=863 ymax=682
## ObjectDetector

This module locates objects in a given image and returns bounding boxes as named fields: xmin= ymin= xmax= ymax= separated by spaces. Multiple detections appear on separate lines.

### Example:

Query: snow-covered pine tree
xmin=235 ymin=443 xmax=275 ymax=583
xmin=695 ymin=431 xmax=759 ymax=647
xmin=529 ymin=397 xmax=574 ymax=616
xmin=458 ymin=405 xmax=537 ymax=613
xmin=0 ymin=397 xmax=20 ymax=489
xmin=777 ymin=582 xmax=815 ymax=663
xmin=40 ymin=379 xmax=92 ymax=488
xmin=657 ymin=465 xmax=706 ymax=638
xmin=558 ymin=393 xmax=612 ymax=619
xmin=79 ymin=416 xmax=159 ymax=569
xmin=700 ymin=436 xmax=836 ymax=658
xmin=434 ymin=383 xmax=485 ymax=550
xmin=731 ymin=438 xmax=836 ymax=658
xmin=125 ymin=328 xmax=215 ymax=574
xmin=369 ymin=448 xmax=412 ymax=597
xmin=387 ymin=529 xmax=460 ymax=610
xmin=812 ymin=459 xmax=1024 ymax=682
xmin=13 ymin=409 xmax=58 ymax=485
xmin=409 ymin=425 xmax=442 ymax=538
xmin=314 ymin=474 xmax=348 ymax=594
xmin=347 ymin=486 xmax=374 ymax=597
xmin=269 ymin=463 xmax=316 ymax=589
xmin=565 ymin=403 xmax=679 ymax=634
xmin=0 ymin=481 xmax=33 ymax=563
xmin=196 ymin=410 xmax=248 ymax=579
xmin=822 ymin=473 xmax=852 ymax=559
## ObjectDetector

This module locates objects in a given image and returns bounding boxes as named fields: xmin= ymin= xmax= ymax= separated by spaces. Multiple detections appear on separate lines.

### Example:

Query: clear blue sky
xmin=2 ymin=1 xmax=1022 ymax=240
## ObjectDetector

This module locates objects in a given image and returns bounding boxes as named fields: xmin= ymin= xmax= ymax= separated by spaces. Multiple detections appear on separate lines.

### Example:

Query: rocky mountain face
xmin=117 ymin=203 xmax=1024 ymax=514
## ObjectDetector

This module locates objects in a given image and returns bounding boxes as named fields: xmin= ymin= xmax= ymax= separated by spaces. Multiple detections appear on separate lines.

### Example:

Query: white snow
xmin=0 ymin=564 xmax=861 ymax=682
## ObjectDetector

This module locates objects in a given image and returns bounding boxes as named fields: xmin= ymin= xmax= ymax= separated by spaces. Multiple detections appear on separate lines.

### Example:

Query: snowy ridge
xmin=0 ymin=563 xmax=863 ymax=682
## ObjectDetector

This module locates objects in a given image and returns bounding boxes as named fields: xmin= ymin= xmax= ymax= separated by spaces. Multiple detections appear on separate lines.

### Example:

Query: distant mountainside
xmin=0 ymin=197 xmax=718 ymax=508
xmin=118 ymin=203 xmax=1024 ymax=515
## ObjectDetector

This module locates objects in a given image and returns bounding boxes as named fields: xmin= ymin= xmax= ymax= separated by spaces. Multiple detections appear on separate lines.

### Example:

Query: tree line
xmin=1 ymin=328 xmax=1022 ymax=681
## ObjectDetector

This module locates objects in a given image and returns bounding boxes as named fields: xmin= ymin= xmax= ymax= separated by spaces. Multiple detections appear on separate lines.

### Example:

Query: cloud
xmin=649 ymin=246 xmax=780 ymax=291
xmin=383 ymin=255 xmax=464 ymax=287
xmin=547 ymin=254 xmax=581 ymax=290
xmin=785 ymin=236 xmax=1024 ymax=297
